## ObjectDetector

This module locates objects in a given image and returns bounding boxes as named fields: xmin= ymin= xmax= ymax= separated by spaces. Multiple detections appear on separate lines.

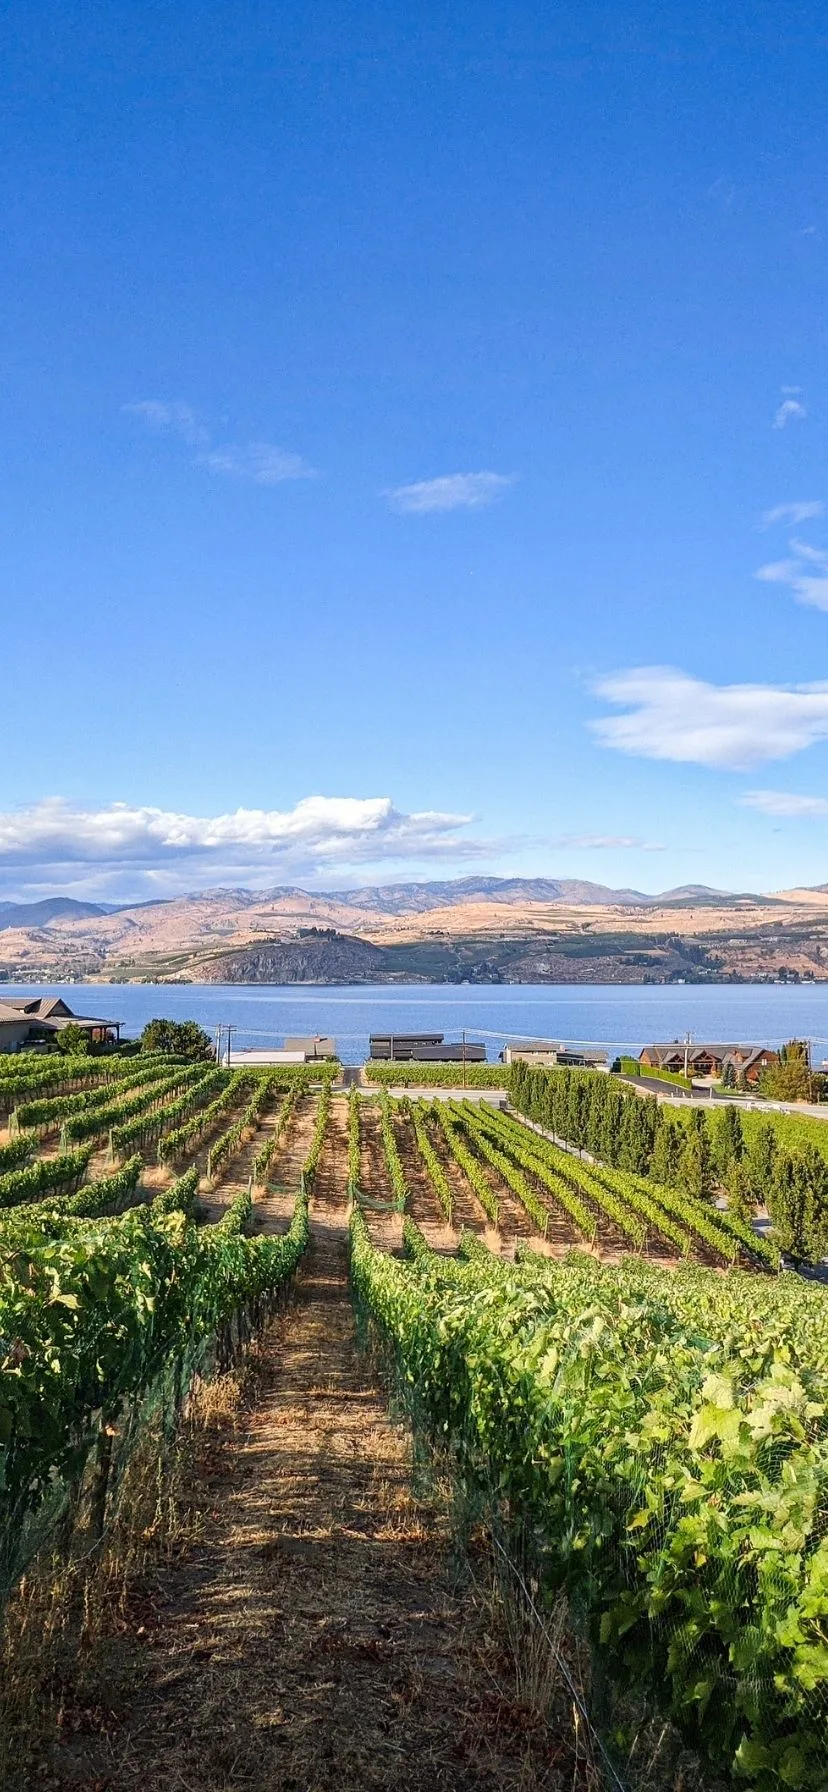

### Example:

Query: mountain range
xmin=0 ymin=876 xmax=776 ymax=934
xmin=0 ymin=875 xmax=827 ymax=984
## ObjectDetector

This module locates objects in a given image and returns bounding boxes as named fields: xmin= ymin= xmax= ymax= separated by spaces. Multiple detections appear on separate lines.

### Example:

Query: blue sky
xmin=3 ymin=1 xmax=828 ymax=902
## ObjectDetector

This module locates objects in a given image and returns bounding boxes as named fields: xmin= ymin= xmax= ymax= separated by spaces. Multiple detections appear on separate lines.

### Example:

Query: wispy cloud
xmin=773 ymin=387 xmax=806 ymax=429
xmin=123 ymin=400 xmax=209 ymax=448
xmin=387 ymin=472 xmax=516 ymax=514
xmin=125 ymin=400 xmax=315 ymax=485
xmin=741 ymin=790 xmax=828 ymax=818
xmin=591 ymin=667 xmax=828 ymax=771
xmin=756 ymin=538 xmax=828 ymax=612
xmin=196 ymin=443 xmax=316 ymax=485
xmin=760 ymin=500 xmax=824 ymax=529
xmin=552 ymin=833 xmax=664 ymax=851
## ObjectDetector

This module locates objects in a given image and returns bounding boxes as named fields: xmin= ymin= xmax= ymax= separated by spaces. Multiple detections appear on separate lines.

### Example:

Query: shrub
xmin=139 ymin=1018 xmax=214 ymax=1061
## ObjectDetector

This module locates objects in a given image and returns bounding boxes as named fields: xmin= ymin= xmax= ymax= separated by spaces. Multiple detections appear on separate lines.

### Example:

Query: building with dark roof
xmin=369 ymin=1033 xmax=486 ymax=1062
xmin=0 ymin=996 xmax=121 ymax=1053
xmin=639 ymin=1042 xmax=778 ymax=1083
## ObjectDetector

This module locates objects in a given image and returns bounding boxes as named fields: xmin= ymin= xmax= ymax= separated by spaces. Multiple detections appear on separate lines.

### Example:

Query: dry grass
xmin=0 ymin=1361 xmax=253 ymax=1790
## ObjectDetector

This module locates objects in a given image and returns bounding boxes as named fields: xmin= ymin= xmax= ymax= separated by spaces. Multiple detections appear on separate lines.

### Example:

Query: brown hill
xmin=1 ymin=875 xmax=827 ymax=983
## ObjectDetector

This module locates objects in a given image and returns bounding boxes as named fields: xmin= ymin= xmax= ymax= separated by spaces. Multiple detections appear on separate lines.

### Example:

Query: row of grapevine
xmin=253 ymin=1087 xmax=300 ymax=1183
xmin=445 ymin=1102 xmax=556 ymax=1236
xmin=0 ymin=1159 xmax=146 ymax=1248
xmin=486 ymin=1104 xmax=651 ymax=1246
xmin=470 ymin=1101 xmax=693 ymax=1253
xmin=158 ymin=1069 xmax=251 ymax=1165
xmin=60 ymin=1155 xmax=145 ymax=1220
xmin=63 ymin=1063 xmax=215 ymax=1148
xmin=349 ymin=1215 xmax=828 ymax=1792
xmin=347 ymin=1085 xmax=361 ymax=1191
xmin=11 ymin=1058 xmax=177 ymax=1136
xmin=409 ymin=1102 xmax=453 ymax=1223
xmin=430 ymin=1100 xmax=499 ymax=1223
xmin=378 ymin=1089 xmax=407 ymax=1210
xmin=364 ymin=1061 xmax=510 ymax=1089
xmin=451 ymin=1100 xmax=602 ymax=1242
xmin=0 ymin=1136 xmax=33 ymax=1174
xmin=0 ymin=1147 xmax=93 ymax=1210
xmin=0 ymin=1167 xmax=311 ymax=1600
xmin=0 ymin=1051 xmax=173 ymax=1116
xmin=463 ymin=1100 xmax=778 ymax=1268
xmin=205 ymin=1074 xmax=278 ymax=1184
xmin=110 ymin=1067 xmax=228 ymax=1159
xmin=586 ymin=1155 xmax=779 ymax=1270
xmin=149 ymin=1164 xmax=202 ymax=1219
xmin=301 ymin=1084 xmax=331 ymax=1192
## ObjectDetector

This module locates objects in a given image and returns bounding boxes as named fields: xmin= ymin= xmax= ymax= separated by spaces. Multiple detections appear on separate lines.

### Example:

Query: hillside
xmin=2 ymin=876 xmax=828 ymax=983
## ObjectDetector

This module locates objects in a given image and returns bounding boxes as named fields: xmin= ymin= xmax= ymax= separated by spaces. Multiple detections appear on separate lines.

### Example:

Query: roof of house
xmin=644 ymin=1041 xmax=769 ymax=1057
xmin=724 ymin=1046 xmax=775 ymax=1070
xmin=642 ymin=1042 xmax=777 ymax=1071
xmin=0 ymin=996 xmax=119 ymax=1030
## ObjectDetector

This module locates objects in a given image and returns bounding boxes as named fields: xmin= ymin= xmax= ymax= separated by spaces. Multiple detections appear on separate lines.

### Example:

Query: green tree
xmin=139 ymin=1018 xmax=214 ymax=1061
xmin=710 ymin=1103 xmax=744 ymax=1179
xmin=678 ymin=1112 xmax=715 ymax=1202
xmin=650 ymin=1114 xmax=681 ymax=1186
xmin=56 ymin=1023 xmax=91 ymax=1056
xmin=760 ymin=1039 xmax=812 ymax=1103
xmin=720 ymin=1059 xmax=736 ymax=1090
xmin=745 ymin=1122 xmax=777 ymax=1206
xmin=725 ymin=1158 xmax=753 ymax=1225
xmin=768 ymin=1146 xmax=828 ymax=1260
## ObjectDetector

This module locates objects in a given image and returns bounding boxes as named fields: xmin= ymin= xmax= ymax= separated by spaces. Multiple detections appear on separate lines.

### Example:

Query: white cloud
xmin=196 ymin=443 xmax=316 ymax=485
xmin=591 ymin=667 xmax=828 ymax=770
xmin=552 ymin=834 xmax=664 ymax=851
xmin=760 ymin=500 xmax=824 ymax=529
xmin=773 ymin=390 xmax=806 ymax=429
xmin=741 ymin=790 xmax=828 ymax=818
xmin=0 ymin=796 xmax=497 ymax=899
xmin=125 ymin=401 xmax=314 ymax=484
xmin=756 ymin=539 xmax=828 ymax=612
xmin=122 ymin=400 xmax=209 ymax=448
xmin=387 ymin=472 xmax=516 ymax=514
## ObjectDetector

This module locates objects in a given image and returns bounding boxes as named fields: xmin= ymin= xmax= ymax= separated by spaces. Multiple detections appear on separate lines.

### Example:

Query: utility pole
xmin=214 ymin=1024 xmax=222 ymax=1064
xmin=683 ymin=1030 xmax=692 ymax=1079
xmin=225 ymin=1024 xmax=235 ymax=1067
xmin=462 ymin=1027 xmax=467 ymax=1090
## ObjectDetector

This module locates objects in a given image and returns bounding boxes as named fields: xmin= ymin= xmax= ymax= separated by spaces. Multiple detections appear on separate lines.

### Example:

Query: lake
xmin=5 ymin=981 xmax=828 ymax=1065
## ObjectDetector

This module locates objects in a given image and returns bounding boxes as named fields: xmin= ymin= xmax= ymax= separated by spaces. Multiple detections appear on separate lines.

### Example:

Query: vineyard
xmin=0 ymin=1052 xmax=825 ymax=1790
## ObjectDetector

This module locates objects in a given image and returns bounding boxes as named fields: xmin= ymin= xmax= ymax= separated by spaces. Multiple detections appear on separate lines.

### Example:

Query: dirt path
xmin=58 ymin=1104 xmax=575 ymax=1791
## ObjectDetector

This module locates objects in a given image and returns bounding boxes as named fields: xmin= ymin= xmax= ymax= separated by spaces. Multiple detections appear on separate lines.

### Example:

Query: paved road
xmin=622 ymin=1075 xmax=828 ymax=1121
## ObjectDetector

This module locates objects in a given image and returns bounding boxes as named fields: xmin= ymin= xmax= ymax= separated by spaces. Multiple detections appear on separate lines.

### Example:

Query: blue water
xmin=5 ymin=982 xmax=828 ymax=1065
